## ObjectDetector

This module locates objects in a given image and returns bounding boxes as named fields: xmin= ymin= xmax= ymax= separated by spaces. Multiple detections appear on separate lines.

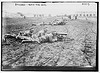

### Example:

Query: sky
xmin=2 ymin=2 xmax=97 ymax=16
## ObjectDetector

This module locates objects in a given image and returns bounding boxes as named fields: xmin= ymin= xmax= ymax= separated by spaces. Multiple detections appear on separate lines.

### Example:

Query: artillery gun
xmin=56 ymin=32 xmax=67 ymax=41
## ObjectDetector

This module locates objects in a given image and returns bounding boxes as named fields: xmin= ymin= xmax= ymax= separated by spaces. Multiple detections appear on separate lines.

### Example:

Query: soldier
xmin=31 ymin=28 xmax=48 ymax=43
xmin=51 ymin=31 xmax=58 ymax=42
xmin=31 ymin=29 xmax=58 ymax=43
xmin=23 ymin=30 xmax=32 ymax=36
xmin=38 ymin=31 xmax=58 ymax=43
xmin=16 ymin=29 xmax=34 ymax=38
xmin=37 ymin=28 xmax=48 ymax=37
xmin=38 ymin=35 xmax=47 ymax=43
xmin=31 ymin=34 xmax=40 ymax=43
xmin=16 ymin=31 xmax=24 ymax=39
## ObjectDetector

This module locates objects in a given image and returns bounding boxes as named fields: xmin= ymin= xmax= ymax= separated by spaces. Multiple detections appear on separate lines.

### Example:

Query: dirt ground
xmin=2 ymin=17 xmax=97 ymax=69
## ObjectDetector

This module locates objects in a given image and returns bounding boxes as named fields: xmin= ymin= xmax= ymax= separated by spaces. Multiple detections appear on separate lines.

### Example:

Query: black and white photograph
xmin=1 ymin=1 xmax=98 ymax=71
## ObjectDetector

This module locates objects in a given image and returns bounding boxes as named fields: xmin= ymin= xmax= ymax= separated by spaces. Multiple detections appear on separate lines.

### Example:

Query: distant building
xmin=75 ymin=11 xmax=97 ymax=18
xmin=67 ymin=14 xmax=77 ymax=20
xmin=68 ymin=11 xmax=97 ymax=20
xmin=33 ymin=14 xmax=44 ymax=17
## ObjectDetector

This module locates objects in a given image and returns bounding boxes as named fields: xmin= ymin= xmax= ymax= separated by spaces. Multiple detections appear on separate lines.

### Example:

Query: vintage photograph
xmin=1 ymin=1 xmax=98 ymax=71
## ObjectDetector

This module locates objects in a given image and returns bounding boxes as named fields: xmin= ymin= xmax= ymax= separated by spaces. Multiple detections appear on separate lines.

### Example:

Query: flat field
xmin=2 ymin=17 xmax=97 ymax=69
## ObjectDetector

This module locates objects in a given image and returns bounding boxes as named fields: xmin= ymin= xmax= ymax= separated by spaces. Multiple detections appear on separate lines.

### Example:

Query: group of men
xmin=37 ymin=28 xmax=58 ymax=43
xmin=3 ymin=27 xmax=68 ymax=44
xmin=17 ymin=28 xmax=58 ymax=43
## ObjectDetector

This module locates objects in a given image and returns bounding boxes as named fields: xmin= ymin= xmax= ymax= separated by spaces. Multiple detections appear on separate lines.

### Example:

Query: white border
xmin=0 ymin=0 xmax=99 ymax=73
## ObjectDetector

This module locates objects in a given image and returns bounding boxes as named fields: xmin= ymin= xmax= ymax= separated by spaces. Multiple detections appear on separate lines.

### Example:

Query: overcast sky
xmin=3 ymin=2 xmax=97 ymax=16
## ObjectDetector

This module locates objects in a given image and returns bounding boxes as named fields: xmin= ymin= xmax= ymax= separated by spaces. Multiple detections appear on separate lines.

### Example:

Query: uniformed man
xmin=16 ymin=29 xmax=33 ymax=38
xmin=37 ymin=28 xmax=48 ymax=37
xmin=38 ymin=31 xmax=58 ymax=43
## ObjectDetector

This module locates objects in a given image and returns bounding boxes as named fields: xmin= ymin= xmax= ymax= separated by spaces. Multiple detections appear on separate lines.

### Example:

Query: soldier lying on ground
xmin=20 ymin=28 xmax=66 ymax=43
xmin=4 ymin=28 xmax=67 ymax=44
xmin=38 ymin=31 xmax=58 ymax=43
xmin=20 ymin=28 xmax=48 ymax=43
xmin=16 ymin=29 xmax=34 ymax=38
xmin=37 ymin=27 xmax=48 ymax=37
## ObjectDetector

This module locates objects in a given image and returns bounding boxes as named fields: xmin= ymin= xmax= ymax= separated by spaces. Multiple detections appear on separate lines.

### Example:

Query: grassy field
xmin=2 ymin=17 xmax=97 ymax=69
